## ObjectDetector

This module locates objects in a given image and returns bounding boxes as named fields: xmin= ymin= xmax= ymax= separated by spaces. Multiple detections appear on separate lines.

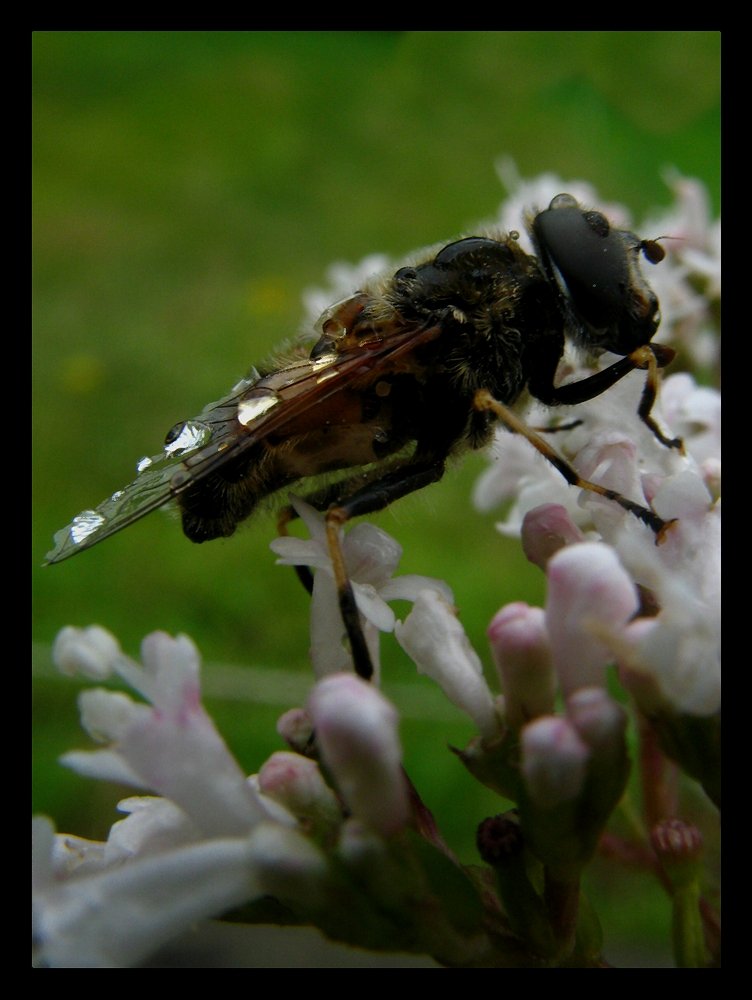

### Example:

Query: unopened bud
xmin=53 ymin=625 xmax=122 ymax=680
xmin=521 ymin=504 xmax=585 ymax=569
xmin=276 ymin=708 xmax=315 ymax=754
xmin=566 ymin=687 xmax=627 ymax=752
xmin=258 ymin=752 xmax=341 ymax=836
xmin=521 ymin=717 xmax=589 ymax=808
xmin=651 ymin=819 xmax=704 ymax=874
xmin=308 ymin=674 xmax=409 ymax=836
xmin=476 ymin=812 xmax=524 ymax=866
xmin=545 ymin=543 xmax=639 ymax=696
xmin=487 ymin=603 xmax=555 ymax=729
xmin=477 ymin=812 xmax=556 ymax=958
xmin=650 ymin=819 xmax=707 ymax=968
xmin=566 ymin=688 xmax=630 ymax=848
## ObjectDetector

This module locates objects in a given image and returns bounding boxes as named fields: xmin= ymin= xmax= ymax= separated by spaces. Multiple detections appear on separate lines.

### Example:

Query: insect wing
xmin=46 ymin=322 xmax=441 ymax=564
xmin=45 ymin=377 xmax=256 ymax=564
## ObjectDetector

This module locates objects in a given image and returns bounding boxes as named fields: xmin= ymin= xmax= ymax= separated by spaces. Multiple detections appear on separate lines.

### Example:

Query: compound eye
xmin=532 ymin=193 xmax=661 ymax=350
xmin=533 ymin=197 xmax=618 ymax=299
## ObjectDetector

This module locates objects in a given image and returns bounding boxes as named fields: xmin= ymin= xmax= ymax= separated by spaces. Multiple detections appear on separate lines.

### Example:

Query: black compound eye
xmin=533 ymin=196 xmax=628 ymax=317
xmin=532 ymin=192 xmax=661 ymax=353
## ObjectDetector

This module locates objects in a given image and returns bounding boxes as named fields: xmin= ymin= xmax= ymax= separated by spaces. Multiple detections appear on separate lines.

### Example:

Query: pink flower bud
xmin=307 ymin=674 xmax=409 ymax=836
xmin=545 ymin=543 xmax=639 ymax=697
xmin=487 ymin=603 xmax=555 ymax=729
xmin=521 ymin=504 xmax=585 ymax=569
xmin=566 ymin=687 xmax=627 ymax=752
xmin=258 ymin=752 xmax=341 ymax=831
xmin=276 ymin=708 xmax=314 ymax=753
xmin=521 ymin=716 xmax=589 ymax=808
xmin=651 ymin=818 xmax=704 ymax=867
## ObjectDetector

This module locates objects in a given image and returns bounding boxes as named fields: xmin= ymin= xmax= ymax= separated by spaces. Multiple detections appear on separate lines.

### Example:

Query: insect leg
xmin=277 ymin=506 xmax=314 ymax=595
xmin=324 ymin=509 xmax=375 ymax=680
xmin=322 ymin=460 xmax=447 ymax=681
xmin=633 ymin=347 xmax=684 ymax=452
xmin=532 ymin=419 xmax=583 ymax=434
xmin=539 ymin=344 xmax=683 ymax=451
xmin=474 ymin=389 xmax=671 ymax=536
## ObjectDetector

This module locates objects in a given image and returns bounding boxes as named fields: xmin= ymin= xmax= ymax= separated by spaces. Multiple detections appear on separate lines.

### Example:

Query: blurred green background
xmin=32 ymin=31 xmax=719 ymax=966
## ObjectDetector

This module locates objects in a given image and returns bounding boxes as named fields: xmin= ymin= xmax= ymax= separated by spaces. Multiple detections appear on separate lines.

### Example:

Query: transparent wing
xmin=46 ymin=323 xmax=441 ymax=564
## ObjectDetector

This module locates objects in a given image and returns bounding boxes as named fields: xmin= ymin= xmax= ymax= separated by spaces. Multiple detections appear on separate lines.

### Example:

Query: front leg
xmin=531 ymin=343 xmax=683 ymax=452
xmin=474 ymin=388 xmax=675 ymax=538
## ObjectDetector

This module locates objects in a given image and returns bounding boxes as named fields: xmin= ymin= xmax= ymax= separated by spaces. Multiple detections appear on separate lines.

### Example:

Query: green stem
xmin=672 ymin=881 xmax=708 ymax=968
xmin=544 ymin=871 xmax=580 ymax=959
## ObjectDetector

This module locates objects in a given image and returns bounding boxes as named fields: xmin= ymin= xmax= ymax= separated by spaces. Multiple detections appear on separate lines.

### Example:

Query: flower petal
xmin=395 ymin=590 xmax=498 ymax=739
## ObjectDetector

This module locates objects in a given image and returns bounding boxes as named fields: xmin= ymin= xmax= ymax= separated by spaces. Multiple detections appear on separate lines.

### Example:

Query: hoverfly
xmin=47 ymin=193 xmax=681 ymax=679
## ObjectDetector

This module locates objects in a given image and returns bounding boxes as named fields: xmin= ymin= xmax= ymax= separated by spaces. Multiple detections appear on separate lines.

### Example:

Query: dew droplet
xmin=237 ymin=392 xmax=279 ymax=427
xmin=69 ymin=510 xmax=106 ymax=545
xmin=163 ymin=420 xmax=212 ymax=457
xmin=312 ymin=352 xmax=337 ymax=370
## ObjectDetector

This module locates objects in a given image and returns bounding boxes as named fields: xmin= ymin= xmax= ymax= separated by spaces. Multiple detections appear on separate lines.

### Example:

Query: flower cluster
xmin=270 ymin=496 xmax=451 ymax=683
xmin=35 ymin=169 xmax=719 ymax=968
xmin=34 ymin=628 xmax=424 ymax=967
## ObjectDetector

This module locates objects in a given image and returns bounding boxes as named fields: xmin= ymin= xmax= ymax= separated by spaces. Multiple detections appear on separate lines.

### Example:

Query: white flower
xmin=616 ymin=473 xmax=721 ymax=716
xmin=659 ymin=373 xmax=721 ymax=493
xmin=473 ymin=415 xmax=573 ymax=525
xmin=34 ymin=627 xmax=330 ymax=968
xmin=476 ymin=355 xmax=705 ymax=541
xmin=33 ymin=814 xmax=325 ymax=969
xmin=56 ymin=629 xmax=277 ymax=836
xmin=270 ymin=496 xmax=452 ymax=680
xmin=395 ymin=589 xmax=499 ymax=739
xmin=637 ymin=174 xmax=720 ymax=370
